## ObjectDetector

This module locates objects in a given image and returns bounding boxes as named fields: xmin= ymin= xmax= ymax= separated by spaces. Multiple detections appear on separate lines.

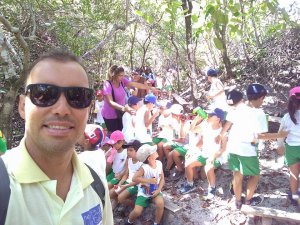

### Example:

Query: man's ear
xmin=18 ymin=95 xmax=26 ymax=119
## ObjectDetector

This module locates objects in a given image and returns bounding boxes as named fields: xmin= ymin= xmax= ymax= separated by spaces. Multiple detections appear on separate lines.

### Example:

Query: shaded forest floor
xmin=113 ymin=140 xmax=300 ymax=225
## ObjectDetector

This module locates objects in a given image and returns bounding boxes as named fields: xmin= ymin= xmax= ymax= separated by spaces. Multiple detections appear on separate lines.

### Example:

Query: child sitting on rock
xmin=180 ymin=108 xmax=227 ymax=198
xmin=109 ymin=140 xmax=143 ymax=209
xmin=105 ymin=130 xmax=127 ymax=190
xmin=125 ymin=144 xmax=165 ymax=225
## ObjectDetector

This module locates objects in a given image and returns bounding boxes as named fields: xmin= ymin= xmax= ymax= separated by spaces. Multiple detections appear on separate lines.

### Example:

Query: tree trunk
xmin=182 ymin=0 xmax=197 ymax=106
xmin=214 ymin=24 xmax=234 ymax=78
xmin=250 ymin=0 xmax=262 ymax=48
xmin=170 ymin=32 xmax=180 ymax=91
xmin=129 ymin=23 xmax=137 ymax=70
xmin=239 ymin=0 xmax=251 ymax=64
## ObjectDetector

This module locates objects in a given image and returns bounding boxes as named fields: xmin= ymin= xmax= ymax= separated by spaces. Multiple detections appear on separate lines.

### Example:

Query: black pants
xmin=103 ymin=117 xmax=123 ymax=134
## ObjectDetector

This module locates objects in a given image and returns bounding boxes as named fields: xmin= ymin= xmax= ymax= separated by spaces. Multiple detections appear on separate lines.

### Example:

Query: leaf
xmin=146 ymin=15 xmax=154 ymax=24
xmin=213 ymin=37 xmax=224 ymax=50
xmin=192 ymin=14 xmax=198 ymax=23
xmin=135 ymin=10 xmax=144 ymax=17
xmin=267 ymin=2 xmax=276 ymax=14
xmin=205 ymin=4 xmax=215 ymax=19
xmin=233 ymin=11 xmax=240 ymax=17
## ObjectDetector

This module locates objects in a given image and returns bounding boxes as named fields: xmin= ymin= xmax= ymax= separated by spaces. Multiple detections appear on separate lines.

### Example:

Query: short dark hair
xmin=25 ymin=49 xmax=87 ymax=86
xmin=288 ymin=95 xmax=300 ymax=124
xmin=246 ymin=83 xmax=267 ymax=101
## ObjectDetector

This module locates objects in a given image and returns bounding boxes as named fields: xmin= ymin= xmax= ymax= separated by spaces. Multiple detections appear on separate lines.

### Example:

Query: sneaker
xmin=206 ymin=187 xmax=216 ymax=200
xmin=170 ymin=170 xmax=183 ymax=181
xmin=180 ymin=183 xmax=196 ymax=194
xmin=235 ymin=200 xmax=242 ymax=210
xmin=164 ymin=170 xmax=170 ymax=177
xmin=288 ymin=191 xmax=299 ymax=206
xmin=245 ymin=196 xmax=264 ymax=206
xmin=230 ymin=182 xmax=234 ymax=195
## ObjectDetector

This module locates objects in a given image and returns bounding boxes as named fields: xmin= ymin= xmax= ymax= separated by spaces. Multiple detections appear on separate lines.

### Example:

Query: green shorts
xmin=106 ymin=171 xmax=120 ymax=184
xmin=284 ymin=144 xmax=300 ymax=166
xmin=173 ymin=146 xmax=187 ymax=157
xmin=135 ymin=193 xmax=163 ymax=208
xmin=228 ymin=153 xmax=260 ymax=176
xmin=197 ymin=156 xmax=221 ymax=168
xmin=127 ymin=185 xmax=138 ymax=195
xmin=165 ymin=85 xmax=172 ymax=91
xmin=152 ymin=137 xmax=167 ymax=144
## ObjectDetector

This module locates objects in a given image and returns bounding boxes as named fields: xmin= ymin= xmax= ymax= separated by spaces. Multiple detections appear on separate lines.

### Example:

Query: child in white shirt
xmin=206 ymin=69 xmax=228 ymax=111
xmin=135 ymin=94 xmax=160 ymax=144
xmin=112 ymin=140 xmax=144 ymax=209
xmin=94 ymin=90 xmax=106 ymax=128
xmin=125 ymin=144 xmax=165 ymax=225
xmin=276 ymin=87 xmax=300 ymax=206
xmin=122 ymin=96 xmax=142 ymax=143
xmin=105 ymin=131 xmax=127 ymax=190
xmin=180 ymin=108 xmax=227 ymax=198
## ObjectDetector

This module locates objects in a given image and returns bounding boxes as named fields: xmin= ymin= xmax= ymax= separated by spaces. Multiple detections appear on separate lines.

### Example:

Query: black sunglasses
xmin=25 ymin=84 xmax=94 ymax=109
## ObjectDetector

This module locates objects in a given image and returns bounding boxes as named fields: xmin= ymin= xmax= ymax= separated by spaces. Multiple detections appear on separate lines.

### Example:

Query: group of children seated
xmin=77 ymin=78 xmax=300 ymax=224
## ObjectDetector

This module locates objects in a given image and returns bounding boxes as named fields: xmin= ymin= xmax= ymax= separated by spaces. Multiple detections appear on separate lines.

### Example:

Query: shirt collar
xmin=11 ymin=138 xmax=93 ymax=189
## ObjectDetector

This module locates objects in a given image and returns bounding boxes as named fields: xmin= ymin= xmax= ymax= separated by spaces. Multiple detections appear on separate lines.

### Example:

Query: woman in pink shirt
xmin=102 ymin=65 xmax=156 ymax=133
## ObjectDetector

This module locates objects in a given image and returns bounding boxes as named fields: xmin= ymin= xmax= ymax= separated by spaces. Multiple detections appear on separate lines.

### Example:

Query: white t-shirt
xmin=208 ymin=78 xmax=228 ymax=111
xmin=280 ymin=110 xmax=300 ymax=146
xmin=112 ymin=149 xmax=127 ymax=174
xmin=156 ymin=76 xmax=163 ymax=89
xmin=226 ymin=104 xmax=268 ymax=156
xmin=94 ymin=100 xmax=104 ymax=124
xmin=135 ymin=105 xmax=152 ymax=143
xmin=137 ymin=160 xmax=163 ymax=198
xmin=127 ymin=158 xmax=143 ymax=183
xmin=157 ymin=114 xmax=174 ymax=141
xmin=78 ymin=150 xmax=106 ymax=179
xmin=122 ymin=112 xmax=136 ymax=143
xmin=200 ymin=123 xmax=222 ymax=158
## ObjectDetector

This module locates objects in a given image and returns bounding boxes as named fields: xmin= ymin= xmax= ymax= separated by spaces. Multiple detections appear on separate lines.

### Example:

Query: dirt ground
xmin=113 ymin=140 xmax=300 ymax=225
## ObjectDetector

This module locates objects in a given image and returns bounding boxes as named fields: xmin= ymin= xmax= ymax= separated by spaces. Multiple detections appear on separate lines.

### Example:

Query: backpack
xmin=0 ymin=157 xmax=105 ymax=225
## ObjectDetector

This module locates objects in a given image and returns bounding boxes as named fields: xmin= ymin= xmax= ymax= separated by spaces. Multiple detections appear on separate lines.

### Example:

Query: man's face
xmin=19 ymin=59 xmax=90 ymax=155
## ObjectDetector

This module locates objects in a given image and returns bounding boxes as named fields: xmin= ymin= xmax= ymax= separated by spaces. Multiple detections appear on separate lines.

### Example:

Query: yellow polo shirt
xmin=2 ymin=139 xmax=113 ymax=225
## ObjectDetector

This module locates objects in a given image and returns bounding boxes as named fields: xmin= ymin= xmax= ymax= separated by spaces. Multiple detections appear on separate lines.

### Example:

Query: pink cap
xmin=96 ymin=90 xmax=103 ymax=96
xmin=289 ymin=86 xmax=300 ymax=99
xmin=107 ymin=130 xmax=124 ymax=145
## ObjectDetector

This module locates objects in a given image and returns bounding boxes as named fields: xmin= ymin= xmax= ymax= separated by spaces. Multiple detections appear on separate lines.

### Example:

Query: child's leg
xmin=289 ymin=162 xmax=300 ymax=194
xmin=152 ymin=195 xmax=164 ymax=224
xmin=109 ymin=188 xmax=118 ymax=199
xmin=166 ymin=150 xmax=174 ymax=171
xmin=163 ymin=144 xmax=171 ymax=160
xmin=107 ymin=182 xmax=114 ymax=189
xmin=118 ymin=189 xmax=135 ymax=209
xmin=128 ymin=205 xmax=144 ymax=223
xmin=186 ymin=161 xmax=202 ymax=182
xmin=173 ymin=148 xmax=185 ymax=172
xmin=205 ymin=164 xmax=216 ymax=188
xmin=233 ymin=171 xmax=243 ymax=201
xmin=246 ymin=175 xmax=260 ymax=201
xmin=157 ymin=141 xmax=164 ymax=162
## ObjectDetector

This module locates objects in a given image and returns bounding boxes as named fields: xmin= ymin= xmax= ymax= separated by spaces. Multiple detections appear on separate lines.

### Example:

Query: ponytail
xmin=108 ymin=65 xmax=124 ymax=82
xmin=108 ymin=65 xmax=118 ymax=80
xmin=288 ymin=95 xmax=300 ymax=124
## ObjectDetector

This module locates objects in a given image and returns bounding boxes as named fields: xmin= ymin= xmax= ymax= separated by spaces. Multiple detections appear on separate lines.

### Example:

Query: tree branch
xmin=0 ymin=15 xmax=30 ymax=72
xmin=82 ymin=19 xmax=136 ymax=59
